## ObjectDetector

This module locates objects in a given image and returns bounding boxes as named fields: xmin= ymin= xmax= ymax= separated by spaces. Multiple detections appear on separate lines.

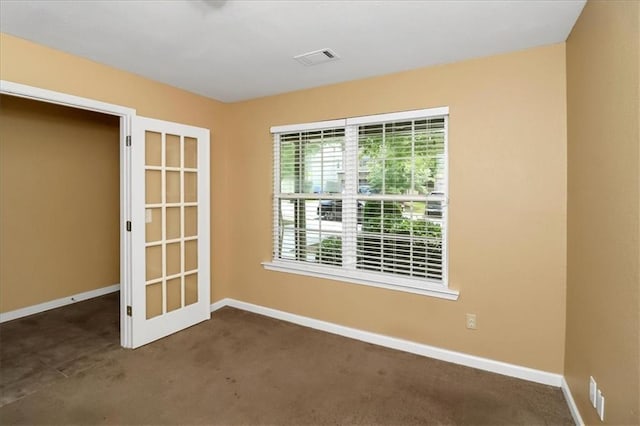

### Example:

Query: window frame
xmin=263 ymin=107 xmax=458 ymax=301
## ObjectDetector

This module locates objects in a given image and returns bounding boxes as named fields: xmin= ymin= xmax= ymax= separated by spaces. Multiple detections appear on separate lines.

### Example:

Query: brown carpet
xmin=0 ymin=293 xmax=573 ymax=425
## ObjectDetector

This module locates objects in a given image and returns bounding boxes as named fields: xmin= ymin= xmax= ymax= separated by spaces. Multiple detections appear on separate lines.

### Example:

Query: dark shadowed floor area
xmin=0 ymin=293 xmax=573 ymax=425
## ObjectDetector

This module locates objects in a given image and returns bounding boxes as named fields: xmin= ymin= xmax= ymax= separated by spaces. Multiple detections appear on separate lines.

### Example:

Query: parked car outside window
xmin=358 ymin=184 xmax=372 ymax=195
xmin=317 ymin=199 xmax=364 ymax=221
xmin=427 ymin=191 xmax=444 ymax=218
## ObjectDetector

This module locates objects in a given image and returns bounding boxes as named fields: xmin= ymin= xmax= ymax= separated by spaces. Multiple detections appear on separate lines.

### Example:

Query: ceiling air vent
xmin=294 ymin=48 xmax=340 ymax=66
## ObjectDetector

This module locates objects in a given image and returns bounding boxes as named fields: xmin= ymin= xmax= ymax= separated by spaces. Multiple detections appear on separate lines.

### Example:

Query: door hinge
xmin=126 ymin=221 xmax=131 ymax=232
xmin=126 ymin=305 xmax=132 ymax=316
xmin=126 ymin=135 xmax=131 ymax=146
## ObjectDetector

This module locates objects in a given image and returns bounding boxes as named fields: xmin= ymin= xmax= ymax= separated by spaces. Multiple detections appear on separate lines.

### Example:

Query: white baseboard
xmin=210 ymin=297 xmax=563 ymax=388
xmin=0 ymin=284 xmax=121 ymax=323
xmin=562 ymin=377 xmax=585 ymax=426
xmin=209 ymin=298 xmax=228 ymax=313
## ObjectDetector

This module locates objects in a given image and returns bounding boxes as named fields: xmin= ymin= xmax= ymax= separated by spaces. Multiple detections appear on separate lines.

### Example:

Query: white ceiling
xmin=0 ymin=0 xmax=585 ymax=103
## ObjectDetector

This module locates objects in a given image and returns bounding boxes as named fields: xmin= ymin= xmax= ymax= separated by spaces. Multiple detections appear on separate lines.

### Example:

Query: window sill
xmin=262 ymin=260 xmax=459 ymax=301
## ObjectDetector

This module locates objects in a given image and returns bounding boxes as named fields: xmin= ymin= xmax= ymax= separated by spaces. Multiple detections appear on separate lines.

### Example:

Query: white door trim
xmin=0 ymin=80 xmax=136 ymax=348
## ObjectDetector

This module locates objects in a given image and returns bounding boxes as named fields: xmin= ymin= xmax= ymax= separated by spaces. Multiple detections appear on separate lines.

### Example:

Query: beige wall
xmin=0 ymin=95 xmax=119 ymax=311
xmin=227 ymin=44 xmax=568 ymax=373
xmin=565 ymin=1 xmax=640 ymax=424
xmin=0 ymin=33 xmax=233 ymax=305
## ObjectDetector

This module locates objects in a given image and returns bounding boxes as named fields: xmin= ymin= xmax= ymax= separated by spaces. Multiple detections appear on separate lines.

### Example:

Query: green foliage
xmin=279 ymin=142 xmax=296 ymax=181
xmin=362 ymin=201 xmax=403 ymax=233
xmin=383 ymin=217 xmax=442 ymax=239
xmin=318 ymin=236 xmax=342 ymax=266
xmin=360 ymin=132 xmax=441 ymax=195
xmin=361 ymin=200 xmax=442 ymax=238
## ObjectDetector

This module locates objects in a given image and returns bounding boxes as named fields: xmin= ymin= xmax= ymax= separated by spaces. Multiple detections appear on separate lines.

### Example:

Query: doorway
xmin=0 ymin=81 xmax=134 ymax=348
xmin=1 ymin=80 xmax=211 ymax=350
xmin=0 ymin=94 xmax=121 ymax=317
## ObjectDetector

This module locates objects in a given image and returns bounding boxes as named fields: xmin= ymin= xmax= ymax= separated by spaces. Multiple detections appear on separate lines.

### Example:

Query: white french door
xmin=129 ymin=116 xmax=210 ymax=348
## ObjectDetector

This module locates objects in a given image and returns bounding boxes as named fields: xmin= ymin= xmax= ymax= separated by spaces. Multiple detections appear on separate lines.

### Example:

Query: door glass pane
xmin=166 ymin=242 xmax=181 ymax=276
xmin=185 ymin=273 xmax=198 ymax=306
xmin=166 ymin=278 xmax=182 ymax=312
xmin=184 ymin=172 xmax=197 ymax=202
xmin=145 ymin=283 xmax=163 ymax=319
xmin=144 ymin=129 xmax=201 ymax=324
xmin=146 ymin=170 xmax=162 ymax=204
xmin=166 ymin=207 xmax=180 ymax=240
xmin=145 ymin=131 xmax=162 ymax=167
xmin=185 ymin=206 xmax=197 ymax=237
xmin=145 ymin=208 xmax=162 ymax=242
xmin=185 ymin=239 xmax=197 ymax=272
xmin=166 ymin=171 xmax=180 ymax=203
xmin=166 ymin=134 xmax=180 ymax=168
xmin=145 ymin=245 xmax=162 ymax=281
xmin=184 ymin=137 xmax=197 ymax=169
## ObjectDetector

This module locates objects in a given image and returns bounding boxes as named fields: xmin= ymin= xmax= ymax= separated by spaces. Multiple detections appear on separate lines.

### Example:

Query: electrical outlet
xmin=589 ymin=376 xmax=597 ymax=407
xmin=596 ymin=389 xmax=605 ymax=421
xmin=465 ymin=313 xmax=477 ymax=330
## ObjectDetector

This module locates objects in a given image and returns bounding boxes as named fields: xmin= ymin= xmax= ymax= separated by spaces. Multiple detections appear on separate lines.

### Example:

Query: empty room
xmin=0 ymin=0 xmax=638 ymax=425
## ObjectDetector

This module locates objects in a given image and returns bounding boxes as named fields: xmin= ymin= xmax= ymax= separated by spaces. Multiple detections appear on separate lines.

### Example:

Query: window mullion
xmin=410 ymin=122 xmax=416 ymax=276
xmin=411 ymin=121 xmax=416 ymax=193
xmin=441 ymin=116 xmax=449 ymax=286
xmin=342 ymin=125 xmax=358 ymax=270
xmin=272 ymin=134 xmax=281 ymax=259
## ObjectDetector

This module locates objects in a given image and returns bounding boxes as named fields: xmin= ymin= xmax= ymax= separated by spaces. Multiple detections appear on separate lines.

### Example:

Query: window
xmin=264 ymin=108 xmax=457 ymax=300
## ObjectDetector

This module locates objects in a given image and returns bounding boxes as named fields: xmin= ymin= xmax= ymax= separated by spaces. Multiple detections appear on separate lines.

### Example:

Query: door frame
xmin=1 ymin=80 xmax=137 ymax=348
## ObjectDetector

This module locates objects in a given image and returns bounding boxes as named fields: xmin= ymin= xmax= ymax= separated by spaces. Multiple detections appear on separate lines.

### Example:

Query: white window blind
xmin=270 ymin=107 xmax=450 ymax=295
xmin=356 ymin=117 xmax=446 ymax=281
xmin=274 ymin=128 xmax=346 ymax=263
